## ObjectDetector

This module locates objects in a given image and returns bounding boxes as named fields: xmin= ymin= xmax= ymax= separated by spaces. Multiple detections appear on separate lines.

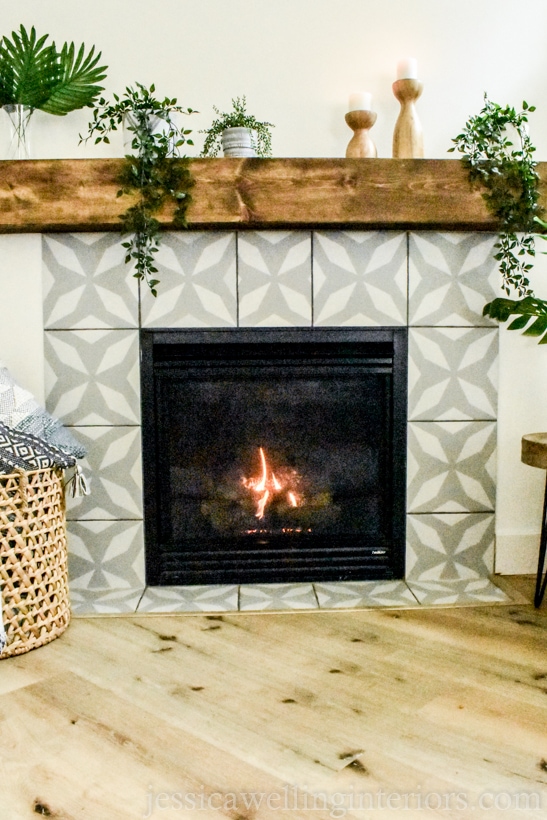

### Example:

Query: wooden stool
xmin=521 ymin=433 xmax=547 ymax=607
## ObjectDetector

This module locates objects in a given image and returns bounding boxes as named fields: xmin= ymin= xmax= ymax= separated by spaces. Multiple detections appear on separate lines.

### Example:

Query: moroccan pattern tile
xmin=406 ymin=513 xmax=495 ymax=581
xmin=239 ymin=583 xmax=318 ymax=611
xmin=67 ymin=520 xmax=145 ymax=591
xmin=408 ymin=327 xmax=498 ymax=421
xmin=136 ymin=585 xmax=239 ymax=613
xmin=44 ymin=329 xmax=140 ymax=426
xmin=407 ymin=421 xmax=496 ymax=513
xmin=43 ymin=233 xmax=138 ymax=329
xmin=70 ymin=588 xmax=146 ymax=616
xmin=140 ymin=232 xmax=237 ymax=328
xmin=65 ymin=426 xmax=143 ymax=520
xmin=314 ymin=581 xmax=418 ymax=609
xmin=238 ymin=231 xmax=312 ymax=326
xmin=408 ymin=232 xmax=499 ymax=326
xmin=406 ymin=578 xmax=509 ymax=605
xmin=313 ymin=231 xmax=407 ymax=326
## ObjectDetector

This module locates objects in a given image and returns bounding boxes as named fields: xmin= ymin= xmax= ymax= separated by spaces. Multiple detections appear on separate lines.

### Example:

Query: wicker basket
xmin=0 ymin=467 xmax=70 ymax=658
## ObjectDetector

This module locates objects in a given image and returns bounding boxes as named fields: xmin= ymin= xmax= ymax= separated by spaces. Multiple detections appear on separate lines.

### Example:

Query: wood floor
xmin=1 ymin=576 xmax=547 ymax=819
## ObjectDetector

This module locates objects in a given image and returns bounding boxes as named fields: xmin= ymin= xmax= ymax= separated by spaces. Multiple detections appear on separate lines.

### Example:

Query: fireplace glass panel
xmin=141 ymin=329 xmax=407 ymax=585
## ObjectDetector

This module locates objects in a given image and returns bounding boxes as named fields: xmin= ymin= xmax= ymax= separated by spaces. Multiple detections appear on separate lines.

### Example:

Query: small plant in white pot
xmin=200 ymin=96 xmax=274 ymax=158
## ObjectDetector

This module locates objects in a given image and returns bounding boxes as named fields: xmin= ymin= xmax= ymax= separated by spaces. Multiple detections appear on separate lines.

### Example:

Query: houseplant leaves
xmin=0 ymin=24 xmax=106 ymax=114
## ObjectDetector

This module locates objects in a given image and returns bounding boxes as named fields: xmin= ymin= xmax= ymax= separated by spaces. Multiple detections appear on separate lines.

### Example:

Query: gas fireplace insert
xmin=141 ymin=328 xmax=407 ymax=586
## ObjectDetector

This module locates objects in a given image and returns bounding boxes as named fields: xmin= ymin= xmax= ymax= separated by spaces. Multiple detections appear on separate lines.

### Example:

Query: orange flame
xmin=242 ymin=447 xmax=301 ymax=519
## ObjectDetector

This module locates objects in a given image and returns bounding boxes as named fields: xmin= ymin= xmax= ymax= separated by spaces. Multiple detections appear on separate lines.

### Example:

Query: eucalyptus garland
xmin=82 ymin=83 xmax=196 ymax=296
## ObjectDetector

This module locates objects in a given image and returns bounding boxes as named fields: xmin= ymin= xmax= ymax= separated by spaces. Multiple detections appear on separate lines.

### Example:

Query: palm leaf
xmin=0 ymin=25 xmax=59 ymax=108
xmin=0 ymin=25 xmax=106 ymax=114
xmin=483 ymin=295 xmax=547 ymax=343
xmin=41 ymin=41 xmax=107 ymax=116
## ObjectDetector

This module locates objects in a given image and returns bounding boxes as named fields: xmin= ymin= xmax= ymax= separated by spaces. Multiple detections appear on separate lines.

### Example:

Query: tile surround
xmin=408 ymin=327 xmax=498 ymax=421
xmin=408 ymin=232 xmax=499 ymax=327
xmin=43 ymin=229 xmax=500 ymax=613
xmin=44 ymin=329 xmax=140 ymax=426
xmin=43 ymin=233 xmax=138 ymax=329
xmin=313 ymin=231 xmax=407 ymax=326
xmin=140 ymin=232 xmax=237 ymax=328
xmin=238 ymin=231 xmax=312 ymax=326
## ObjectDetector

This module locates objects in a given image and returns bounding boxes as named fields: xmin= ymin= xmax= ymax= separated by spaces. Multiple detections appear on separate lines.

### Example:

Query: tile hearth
xmin=43 ymin=229 xmax=501 ymax=614
xmin=70 ymin=578 xmax=510 ymax=616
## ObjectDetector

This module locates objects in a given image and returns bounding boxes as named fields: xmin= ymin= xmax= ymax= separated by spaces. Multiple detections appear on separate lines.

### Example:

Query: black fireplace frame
xmin=141 ymin=327 xmax=408 ymax=586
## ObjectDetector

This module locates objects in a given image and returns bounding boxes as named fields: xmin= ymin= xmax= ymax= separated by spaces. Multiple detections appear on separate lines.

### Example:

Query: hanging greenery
xmin=450 ymin=94 xmax=547 ymax=342
xmin=82 ymin=83 xmax=196 ymax=296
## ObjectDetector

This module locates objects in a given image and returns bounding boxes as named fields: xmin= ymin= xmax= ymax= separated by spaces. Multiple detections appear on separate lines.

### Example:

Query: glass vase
xmin=3 ymin=104 xmax=34 ymax=159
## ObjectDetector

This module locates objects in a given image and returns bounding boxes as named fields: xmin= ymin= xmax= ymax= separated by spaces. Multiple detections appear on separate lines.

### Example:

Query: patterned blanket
xmin=0 ymin=363 xmax=85 ymax=458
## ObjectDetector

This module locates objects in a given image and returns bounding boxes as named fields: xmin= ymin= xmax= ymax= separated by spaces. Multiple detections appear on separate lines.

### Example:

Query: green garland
xmin=82 ymin=83 xmax=196 ymax=296
xmin=450 ymin=94 xmax=547 ymax=342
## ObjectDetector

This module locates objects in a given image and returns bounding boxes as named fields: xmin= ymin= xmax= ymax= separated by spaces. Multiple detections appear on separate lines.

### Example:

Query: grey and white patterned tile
xmin=407 ymin=421 xmax=496 ymax=513
xmin=66 ymin=519 xmax=145 ymax=590
xmin=140 ymin=232 xmax=237 ymax=328
xmin=238 ymin=231 xmax=312 ymax=326
xmin=408 ymin=327 xmax=498 ymax=421
xmin=406 ymin=512 xmax=495 ymax=581
xmin=313 ymin=231 xmax=407 ymax=326
xmin=65 ymin=426 xmax=143 ymax=520
xmin=239 ymin=583 xmax=318 ymax=611
xmin=43 ymin=233 xmax=138 ymax=329
xmin=408 ymin=232 xmax=498 ymax=326
xmin=137 ymin=585 xmax=239 ymax=613
xmin=406 ymin=577 xmax=510 ymax=606
xmin=314 ymin=580 xmax=418 ymax=609
xmin=70 ymin=587 xmax=145 ymax=616
xmin=44 ymin=329 xmax=140 ymax=425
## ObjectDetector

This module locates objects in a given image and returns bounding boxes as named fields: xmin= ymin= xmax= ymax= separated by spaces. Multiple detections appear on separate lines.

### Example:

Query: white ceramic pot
xmin=221 ymin=127 xmax=256 ymax=157
xmin=123 ymin=112 xmax=177 ymax=155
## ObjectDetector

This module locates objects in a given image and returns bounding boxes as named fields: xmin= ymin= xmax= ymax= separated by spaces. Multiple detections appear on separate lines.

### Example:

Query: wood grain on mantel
xmin=1 ymin=157 xmax=544 ymax=233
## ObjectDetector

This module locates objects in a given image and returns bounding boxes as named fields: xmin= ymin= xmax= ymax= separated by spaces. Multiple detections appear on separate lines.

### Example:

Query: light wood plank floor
xmin=1 ymin=577 xmax=547 ymax=819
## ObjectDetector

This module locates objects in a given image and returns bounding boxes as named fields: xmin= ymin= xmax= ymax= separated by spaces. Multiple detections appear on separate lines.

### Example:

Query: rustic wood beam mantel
xmin=0 ymin=157 xmax=545 ymax=233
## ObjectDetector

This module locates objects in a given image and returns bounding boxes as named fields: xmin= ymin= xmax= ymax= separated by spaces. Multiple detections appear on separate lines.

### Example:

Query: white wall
xmin=2 ymin=0 xmax=547 ymax=572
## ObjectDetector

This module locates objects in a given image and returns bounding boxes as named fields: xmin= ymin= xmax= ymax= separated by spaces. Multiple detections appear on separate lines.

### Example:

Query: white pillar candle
xmin=348 ymin=92 xmax=372 ymax=112
xmin=396 ymin=58 xmax=418 ymax=80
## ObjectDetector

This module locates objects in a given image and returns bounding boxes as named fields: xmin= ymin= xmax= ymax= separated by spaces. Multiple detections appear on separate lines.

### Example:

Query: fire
xmin=242 ymin=447 xmax=302 ymax=519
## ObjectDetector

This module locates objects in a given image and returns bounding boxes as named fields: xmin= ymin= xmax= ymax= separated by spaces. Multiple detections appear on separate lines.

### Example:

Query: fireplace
xmin=141 ymin=327 xmax=408 ymax=586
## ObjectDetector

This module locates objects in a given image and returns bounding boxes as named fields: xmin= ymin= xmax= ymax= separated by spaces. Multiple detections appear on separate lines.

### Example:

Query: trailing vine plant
xmin=201 ymin=96 xmax=274 ymax=157
xmin=82 ymin=83 xmax=196 ymax=296
xmin=450 ymin=94 xmax=547 ymax=342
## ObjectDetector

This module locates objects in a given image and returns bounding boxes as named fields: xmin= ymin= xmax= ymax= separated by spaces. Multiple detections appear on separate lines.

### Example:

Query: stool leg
xmin=534 ymin=472 xmax=547 ymax=607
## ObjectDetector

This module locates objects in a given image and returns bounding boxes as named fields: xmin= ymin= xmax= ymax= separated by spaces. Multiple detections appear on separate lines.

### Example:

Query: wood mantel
xmin=0 ymin=157 xmax=545 ymax=233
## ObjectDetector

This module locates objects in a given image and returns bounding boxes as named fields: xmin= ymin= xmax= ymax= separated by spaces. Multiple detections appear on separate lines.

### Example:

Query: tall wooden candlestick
xmin=392 ymin=78 xmax=423 ymax=158
xmin=344 ymin=109 xmax=377 ymax=158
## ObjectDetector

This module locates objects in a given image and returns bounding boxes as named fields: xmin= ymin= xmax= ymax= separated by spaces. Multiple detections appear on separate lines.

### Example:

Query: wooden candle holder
xmin=392 ymin=78 xmax=424 ymax=158
xmin=344 ymin=109 xmax=377 ymax=158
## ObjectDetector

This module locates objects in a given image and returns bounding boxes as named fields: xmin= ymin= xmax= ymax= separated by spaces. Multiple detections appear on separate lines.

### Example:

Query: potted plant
xmin=81 ymin=83 xmax=197 ymax=296
xmin=200 ymin=96 xmax=274 ymax=158
xmin=0 ymin=24 xmax=107 ymax=158
xmin=450 ymin=94 xmax=547 ymax=342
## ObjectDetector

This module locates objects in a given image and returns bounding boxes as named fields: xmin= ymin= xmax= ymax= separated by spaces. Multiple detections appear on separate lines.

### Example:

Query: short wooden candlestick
xmin=392 ymin=78 xmax=424 ymax=158
xmin=344 ymin=109 xmax=377 ymax=158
